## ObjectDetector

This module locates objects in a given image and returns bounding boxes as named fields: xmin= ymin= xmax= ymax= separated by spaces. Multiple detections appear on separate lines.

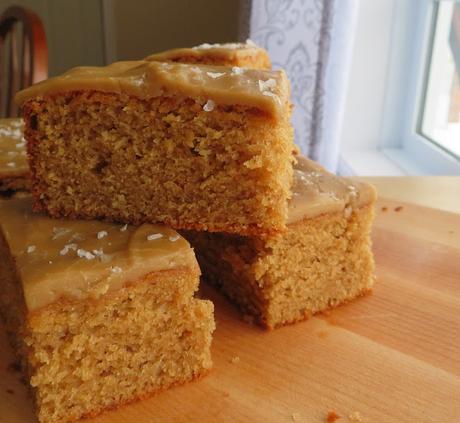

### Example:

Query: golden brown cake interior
xmin=185 ymin=156 xmax=376 ymax=329
xmin=0 ymin=197 xmax=215 ymax=423
xmin=18 ymin=61 xmax=293 ymax=235
xmin=145 ymin=41 xmax=271 ymax=69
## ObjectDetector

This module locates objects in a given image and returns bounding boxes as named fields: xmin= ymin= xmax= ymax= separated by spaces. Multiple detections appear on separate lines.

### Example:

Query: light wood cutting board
xmin=1 ymin=197 xmax=459 ymax=423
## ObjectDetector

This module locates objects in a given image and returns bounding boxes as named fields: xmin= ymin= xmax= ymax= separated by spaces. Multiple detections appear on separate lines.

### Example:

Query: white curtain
xmin=242 ymin=0 xmax=358 ymax=173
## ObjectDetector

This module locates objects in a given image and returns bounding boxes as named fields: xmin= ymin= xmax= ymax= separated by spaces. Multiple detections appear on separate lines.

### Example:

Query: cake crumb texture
xmin=0 ymin=226 xmax=215 ymax=423
xmin=186 ymin=204 xmax=375 ymax=329
xmin=23 ymin=90 xmax=293 ymax=235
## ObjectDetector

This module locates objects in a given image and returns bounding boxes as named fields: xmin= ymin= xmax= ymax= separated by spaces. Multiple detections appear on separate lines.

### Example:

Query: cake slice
xmin=0 ymin=118 xmax=30 ymax=194
xmin=16 ymin=60 xmax=294 ymax=236
xmin=185 ymin=156 xmax=376 ymax=329
xmin=0 ymin=196 xmax=215 ymax=423
xmin=145 ymin=40 xmax=271 ymax=69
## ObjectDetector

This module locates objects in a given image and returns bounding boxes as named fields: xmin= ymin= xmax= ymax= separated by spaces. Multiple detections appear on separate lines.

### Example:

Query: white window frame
xmin=338 ymin=0 xmax=460 ymax=175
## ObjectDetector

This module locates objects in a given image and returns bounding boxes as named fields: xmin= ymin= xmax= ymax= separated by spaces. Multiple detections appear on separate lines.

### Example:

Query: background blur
xmin=1 ymin=0 xmax=459 ymax=176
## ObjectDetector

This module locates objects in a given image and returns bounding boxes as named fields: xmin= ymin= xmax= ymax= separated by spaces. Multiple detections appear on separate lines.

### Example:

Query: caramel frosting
xmin=0 ymin=197 xmax=197 ymax=311
xmin=288 ymin=156 xmax=376 ymax=224
xmin=15 ymin=60 xmax=288 ymax=117
xmin=145 ymin=40 xmax=269 ymax=64
xmin=0 ymin=118 xmax=28 ymax=177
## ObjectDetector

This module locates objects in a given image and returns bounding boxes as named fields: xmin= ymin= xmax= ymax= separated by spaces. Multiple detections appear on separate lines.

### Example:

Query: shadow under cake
xmin=0 ymin=196 xmax=214 ymax=423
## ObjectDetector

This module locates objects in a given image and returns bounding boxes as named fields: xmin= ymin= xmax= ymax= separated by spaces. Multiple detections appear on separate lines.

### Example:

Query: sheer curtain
xmin=241 ymin=0 xmax=358 ymax=173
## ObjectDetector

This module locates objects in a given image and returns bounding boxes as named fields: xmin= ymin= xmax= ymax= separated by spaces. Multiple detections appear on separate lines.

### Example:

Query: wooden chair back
xmin=0 ymin=6 xmax=48 ymax=118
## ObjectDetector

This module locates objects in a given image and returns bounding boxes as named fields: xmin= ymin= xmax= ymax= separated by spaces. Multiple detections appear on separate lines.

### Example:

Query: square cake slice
xmin=17 ymin=60 xmax=294 ymax=236
xmin=145 ymin=41 xmax=271 ymax=69
xmin=185 ymin=156 xmax=376 ymax=329
xmin=0 ymin=118 xmax=30 ymax=194
xmin=0 ymin=196 xmax=214 ymax=423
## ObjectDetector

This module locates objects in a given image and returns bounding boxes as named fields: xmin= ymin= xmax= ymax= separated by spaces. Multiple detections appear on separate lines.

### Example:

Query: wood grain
xmin=1 ymin=196 xmax=459 ymax=423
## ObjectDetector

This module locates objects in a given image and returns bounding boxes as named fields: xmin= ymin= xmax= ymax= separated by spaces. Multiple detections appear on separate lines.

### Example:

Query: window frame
xmin=338 ymin=0 xmax=460 ymax=175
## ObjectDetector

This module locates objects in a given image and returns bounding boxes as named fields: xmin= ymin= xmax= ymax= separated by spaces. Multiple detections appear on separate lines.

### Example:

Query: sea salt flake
xmin=120 ymin=224 xmax=128 ymax=232
xmin=27 ymin=245 xmax=36 ymax=253
xmin=245 ymin=38 xmax=257 ymax=47
xmin=97 ymin=230 xmax=108 ymax=239
xmin=258 ymin=78 xmax=276 ymax=92
xmin=203 ymin=99 xmax=215 ymax=112
xmin=77 ymin=249 xmax=95 ymax=260
xmin=147 ymin=233 xmax=163 ymax=241
xmin=6 ymin=162 xmax=15 ymax=167
xmin=194 ymin=43 xmax=212 ymax=50
xmin=232 ymin=66 xmax=244 ymax=75
xmin=60 ymin=243 xmax=77 ymax=255
xmin=52 ymin=227 xmax=73 ymax=240
xmin=169 ymin=235 xmax=180 ymax=242
xmin=207 ymin=71 xmax=225 ymax=79
xmin=111 ymin=266 xmax=122 ymax=274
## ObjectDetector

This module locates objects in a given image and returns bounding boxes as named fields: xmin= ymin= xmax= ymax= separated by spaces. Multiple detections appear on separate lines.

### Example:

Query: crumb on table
xmin=326 ymin=410 xmax=340 ymax=422
xmin=394 ymin=206 xmax=403 ymax=212
xmin=381 ymin=206 xmax=388 ymax=212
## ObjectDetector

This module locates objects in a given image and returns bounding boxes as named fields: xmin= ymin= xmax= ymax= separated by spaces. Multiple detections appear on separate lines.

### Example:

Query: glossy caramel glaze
xmin=0 ymin=197 xmax=197 ymax=311
xmin=145 ymin=41 xmax=270 ymax=67
xmin=15 ymin=61 xmax=289 ymax=117
xmin=288 ymin=156 xmax=376 ymax=223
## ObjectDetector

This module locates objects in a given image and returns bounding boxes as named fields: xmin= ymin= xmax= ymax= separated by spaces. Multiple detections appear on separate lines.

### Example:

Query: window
xmin=420 ymin=1 xmax=460 ymax=160
xmin=338 ymin=0 xmax=460 ymax=175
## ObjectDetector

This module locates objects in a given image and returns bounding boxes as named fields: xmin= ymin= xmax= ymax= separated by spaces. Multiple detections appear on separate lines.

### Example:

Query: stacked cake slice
xmin=0 ymin=196 xmax=214 ymax=423
xmin=1 ymin=41 xmax=376 ymax=423
xmin=17 ymin=60 xmax=294 ymax=235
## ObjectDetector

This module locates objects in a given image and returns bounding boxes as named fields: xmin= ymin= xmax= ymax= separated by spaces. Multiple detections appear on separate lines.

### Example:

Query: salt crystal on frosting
xmin=77 ymin=249 xmax=95 ymax=260
xmin=111 ymin=266 xmax=122 ymax=273
xmin=232 ymin=66 xmax=244 ymax=75
xmin=169 ymin=235 xmax=180 ymax=242
xmin=207 ymin=71 xmax=225 ymax=79
xmin=194 ymin=43 xmax=212 ymax=49
xmin=6 ymin=162 xmax=15 ymax=167
xmin=258 ymin=78 xmax=276 ymax=92
xmin=97 ymin=230 xmax=108 ymax=239
xmin=203 ymin=99 xmax=215 ymax=112
xmin=27 ymin=245 xmax=36 ymax=253
xmin=120 ymin=224 xmax=128 ymax=232
xmin=60 ymin=243 xmax=77 ymax=255
xmin=147 ymin=233 xmax=163 ymax=241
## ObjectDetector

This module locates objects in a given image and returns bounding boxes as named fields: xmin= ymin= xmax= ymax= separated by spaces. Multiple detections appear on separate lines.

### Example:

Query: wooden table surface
xmin=1 ymin=178 xmax=459 ymax=423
